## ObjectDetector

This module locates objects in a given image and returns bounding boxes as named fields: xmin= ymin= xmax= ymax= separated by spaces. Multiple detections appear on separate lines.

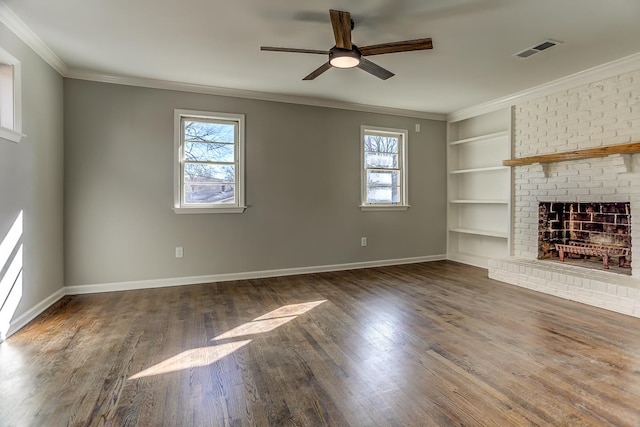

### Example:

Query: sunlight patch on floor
xmin=128 ymin=300 xmax=326 ymax=379
xmin=129 ymin=340 xmax=252 ymax=379
xmin=214 ymin=300 xmax=326 ymax=340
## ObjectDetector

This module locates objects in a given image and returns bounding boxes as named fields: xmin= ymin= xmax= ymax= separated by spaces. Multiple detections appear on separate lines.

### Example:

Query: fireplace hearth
xmin=538 ymin=202 xmax=632 ymax=274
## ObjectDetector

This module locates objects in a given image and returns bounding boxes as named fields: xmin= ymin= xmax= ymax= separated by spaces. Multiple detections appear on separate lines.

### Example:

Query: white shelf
xmin=448 ymin=130 xmax=509 ymax=146
xmin=449 ymin=199 xmax=509 ymax=204
xmin=447 ymin=107 xmax=513 ymax=268
xmin=449 ymin=228 xmax=508 ymax=238
xmin=449 ymin=166 xmax=509 ymax=175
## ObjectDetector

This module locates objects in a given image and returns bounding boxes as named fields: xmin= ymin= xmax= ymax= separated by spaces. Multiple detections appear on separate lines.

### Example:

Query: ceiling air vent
xmin=514 ymin=39 xmax=562 ymax=59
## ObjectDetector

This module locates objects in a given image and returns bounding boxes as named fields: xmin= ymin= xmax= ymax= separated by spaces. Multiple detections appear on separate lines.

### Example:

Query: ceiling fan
xmin=260 ymin=9 xmax=433 ymax=81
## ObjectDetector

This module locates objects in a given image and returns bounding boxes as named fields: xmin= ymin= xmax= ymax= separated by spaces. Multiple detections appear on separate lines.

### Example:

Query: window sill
xmin=360 ymin=205 xmax=410 ymax=211
xmin=173 ymin=206 xmax=247 ymax=214
xmin=0 ymin=127 xmax=24 ymax=143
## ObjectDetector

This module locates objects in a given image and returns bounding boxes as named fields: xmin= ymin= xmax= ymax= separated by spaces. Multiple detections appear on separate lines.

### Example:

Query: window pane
xmin=0 ymin=63 xmax=14 ymax=130
xmin=184 ymin=184 xmax=235 ymax=204
xmin=184 ymin=163 xmax=235 ymax=183
xmin=184 ymin=120 xmax=234 ymax=143
xmin=364 ymin=135 xmax=398 ymax=154
xmin=365 ymin=152 xmax=398 ymax=168
xmin=366 ymin=170 xmax=399 ymax=186
xmin=184 ymin=142 xmax=234 ymax=163
xmin=184 ymin=163 xmax=235 ymax=204
xmin=366 ymin=186 xmax=401 ymax=203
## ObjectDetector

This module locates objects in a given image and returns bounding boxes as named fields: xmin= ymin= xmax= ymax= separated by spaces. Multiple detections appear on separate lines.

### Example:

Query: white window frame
xmin=173 ymin=109 xmax=246 ymax=214
xmin=0 ymin=46 xmax=22 ymax=143
xmin=360 ymin=125 xmax=409 ymax=211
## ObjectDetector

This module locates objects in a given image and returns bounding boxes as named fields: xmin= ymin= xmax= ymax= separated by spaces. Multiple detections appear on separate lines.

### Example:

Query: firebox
xmin=538 ymin=202 xmax=632 ymax=274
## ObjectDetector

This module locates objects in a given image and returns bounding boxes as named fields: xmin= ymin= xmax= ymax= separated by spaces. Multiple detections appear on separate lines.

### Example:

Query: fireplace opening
xmin=538 ymin=202 xmax=632 ymax=275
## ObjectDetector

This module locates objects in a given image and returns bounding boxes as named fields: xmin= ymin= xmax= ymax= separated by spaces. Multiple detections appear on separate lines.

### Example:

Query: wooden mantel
xmin=503 ymin=141 xmax=640 ymax=166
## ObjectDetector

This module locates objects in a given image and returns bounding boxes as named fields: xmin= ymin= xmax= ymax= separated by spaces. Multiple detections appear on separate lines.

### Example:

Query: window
xmin=360 ymin=126 xmax=409 ymax=210
xmin=174 ymin=109 xmax=245 ymax=213
xmin=0 ymin=47 xmax=21 ymax=143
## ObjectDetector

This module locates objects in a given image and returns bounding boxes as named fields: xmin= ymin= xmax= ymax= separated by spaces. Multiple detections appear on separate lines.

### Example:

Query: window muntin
xmin=174 ymin=110 xmax=245 ymax=213
xmin=361 ymin=126 xmax=408 ymax=209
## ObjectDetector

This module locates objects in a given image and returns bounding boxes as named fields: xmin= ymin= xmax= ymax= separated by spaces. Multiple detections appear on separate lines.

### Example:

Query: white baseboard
xmin=65 ymin=254 xmax=447 ymax=295
xmin=1 ymin=255 xmax=446 ymax=340
xmin=447 ymin=253 xmax=490 ymax=270
xmin=2 ymin=288 xmax=65 ymax=341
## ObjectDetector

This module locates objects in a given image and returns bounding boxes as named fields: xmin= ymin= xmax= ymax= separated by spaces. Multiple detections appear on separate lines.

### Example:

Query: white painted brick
xmin=509 ymin=70 xmax=640 ymax=316
xmin=593 ymin=291 xmax=621 ymax=304
xmin=581 ymin=181 xmax=603 ymax=188
xmin=538 ymin=183 xmax=557 ymax=190
xmin=604 ymin=302 xmax=633 ymax=316
xmin=529 ymin=177 xmax=548 ymax=184
xmin=570 ymin=162 xmax=593 ymax=170
xmin=592 ymin=281 xmax=607 ymax=292
xmin=556 ymin=182 xmax=580 ymax=190
xmin=595 ymin=174 xmax=620 ymax=181
xmin=568 ymin=189 xmax=590 ymax=197
xmin=557 ymin=169 xmax=580 ymax=177
xmin=521 ymin=184 xmax=538 ymax=190
xmin=589 ymin=187 xmax=616 ymax=195
xmin=567 ymin=175 xmax=592 ymax=183
xmin=616 ymin=286 xmax=629 ymax=298
xmin=614 ymin=298 xmax=636 ymax=311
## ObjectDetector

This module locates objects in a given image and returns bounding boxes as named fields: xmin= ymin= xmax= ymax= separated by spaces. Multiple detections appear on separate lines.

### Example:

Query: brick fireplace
xmin=487 ymin=68 xmax=640 ymax=318
xmin=538 ymin=201 xmax=631 ymax=273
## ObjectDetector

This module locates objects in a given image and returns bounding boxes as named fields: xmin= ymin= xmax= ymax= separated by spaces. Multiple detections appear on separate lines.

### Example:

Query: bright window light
xmin=0 ymin=210 xmax=23 ymax=341
xmin=0 ymin=46 xmax=21 ymax=143
xmin=361 ymin=126 xmax=409 ymax=209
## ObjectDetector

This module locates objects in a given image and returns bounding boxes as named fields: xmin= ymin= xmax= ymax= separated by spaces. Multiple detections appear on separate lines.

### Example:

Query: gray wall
xmin=0 ymin=22 xmax=64 ymax=329
xmin=64 ymin=79 xmax=446 ymax=286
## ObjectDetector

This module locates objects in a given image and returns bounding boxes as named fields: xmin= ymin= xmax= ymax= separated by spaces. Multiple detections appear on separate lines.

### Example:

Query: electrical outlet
xmin=415 ymin=124 xmax=421 ymax=132
xmin=175 ymin=246 xmax=184 ymax=258
xmin=361 ymin=237 xmax=367 ymax=247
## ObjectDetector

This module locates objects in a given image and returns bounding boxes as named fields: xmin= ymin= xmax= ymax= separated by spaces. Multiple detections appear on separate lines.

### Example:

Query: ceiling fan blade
xmin=359 ymin=38 xmax=433 ymax=56
xmin=303 ymin=62 xmax=332 ymax=80
xmin=329 ymin=9 xmax=352 ymax=49
xmin=357 ymin=57 xmax=394 ymax=80
xmin=261 ymin=46 xmax=329 ymax=55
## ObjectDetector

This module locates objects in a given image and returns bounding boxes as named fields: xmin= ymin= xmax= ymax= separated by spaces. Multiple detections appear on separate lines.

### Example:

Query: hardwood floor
xmin=2 ymin=261 xmax=640 ymax=426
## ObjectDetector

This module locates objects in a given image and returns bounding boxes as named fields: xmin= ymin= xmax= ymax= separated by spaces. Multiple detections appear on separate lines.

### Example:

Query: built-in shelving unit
xmin=447 ymin=108 xmax=512 ymax=268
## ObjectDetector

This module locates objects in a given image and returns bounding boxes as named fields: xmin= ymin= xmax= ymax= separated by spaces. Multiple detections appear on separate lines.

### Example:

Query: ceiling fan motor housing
xmin=329 ymin=46 xmax=361 ymax=68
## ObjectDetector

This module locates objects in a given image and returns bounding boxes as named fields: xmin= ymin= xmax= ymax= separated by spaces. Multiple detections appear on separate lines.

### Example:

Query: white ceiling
xmin=4 ymin=0 xmax=640 ymax=115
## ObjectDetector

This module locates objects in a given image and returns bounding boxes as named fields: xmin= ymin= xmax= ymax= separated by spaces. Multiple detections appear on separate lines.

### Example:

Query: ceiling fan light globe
xmin=330 ymin=56 xmax=360 ymax=68
xmin=329 ymin=48 xmax=361 ymax=69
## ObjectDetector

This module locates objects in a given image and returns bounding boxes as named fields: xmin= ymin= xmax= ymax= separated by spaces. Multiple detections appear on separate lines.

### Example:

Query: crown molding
xmin=65 ymin=68 xmax=446 ymax=121
xmin=0 ymin=2 xmax=68 ymax=75
xmin=448 ymin=51 xmax=640 ymax=122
